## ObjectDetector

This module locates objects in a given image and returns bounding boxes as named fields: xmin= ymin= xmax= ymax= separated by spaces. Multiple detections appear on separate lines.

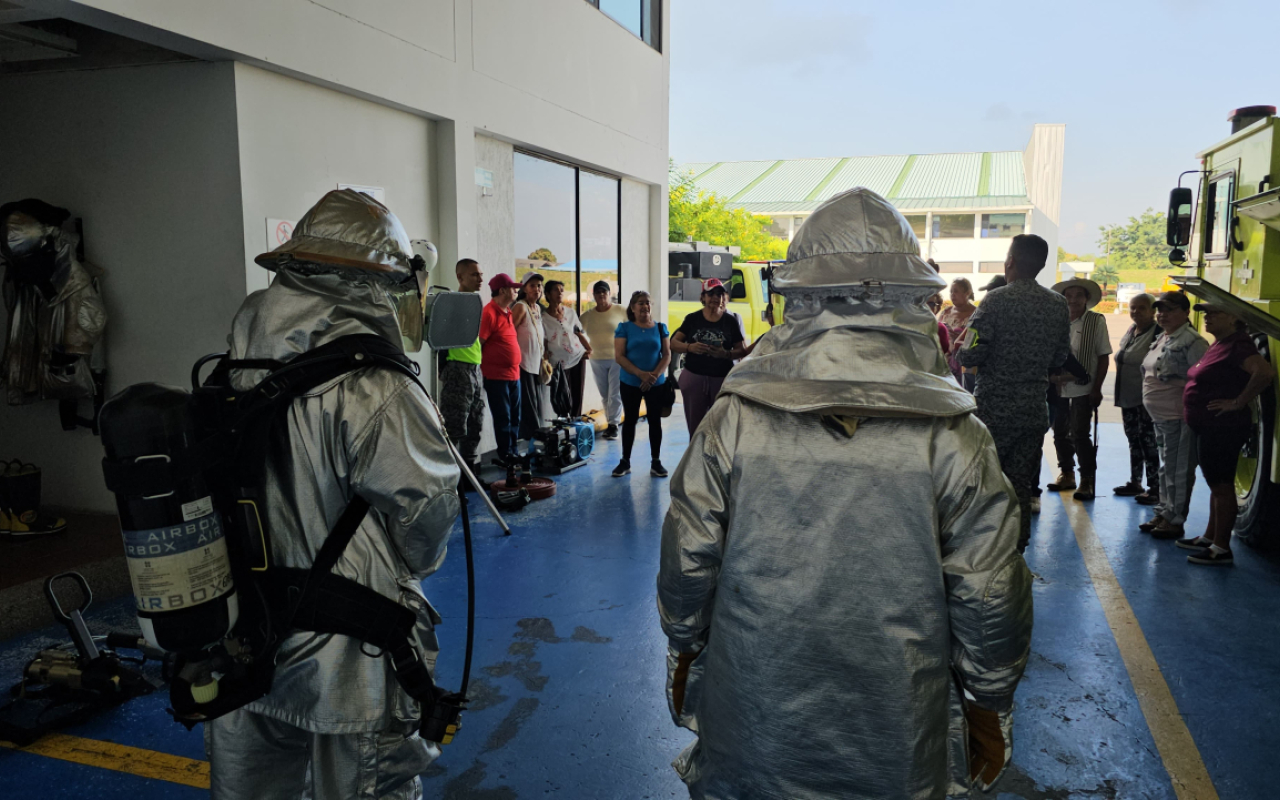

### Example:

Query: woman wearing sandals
xmin=612 ymin=291 xmax=671 ymax=478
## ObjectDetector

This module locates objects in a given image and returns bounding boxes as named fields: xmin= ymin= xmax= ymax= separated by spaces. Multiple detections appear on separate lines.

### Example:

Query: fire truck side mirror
xmin=1167 ymin=187 xmax=1194 ymax=247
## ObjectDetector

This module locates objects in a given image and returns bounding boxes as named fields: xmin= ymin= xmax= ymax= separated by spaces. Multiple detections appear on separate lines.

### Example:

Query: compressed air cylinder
xmin=100 ymin=384 xmax=238 ymax=654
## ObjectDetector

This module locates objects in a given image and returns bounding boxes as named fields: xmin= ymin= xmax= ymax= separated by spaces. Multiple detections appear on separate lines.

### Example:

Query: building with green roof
xmin=677 ymin=124 xmax=1064 ymax=290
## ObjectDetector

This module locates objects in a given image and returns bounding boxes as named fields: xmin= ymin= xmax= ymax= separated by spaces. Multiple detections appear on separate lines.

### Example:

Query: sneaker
xmin=612 ymin=459 xmax=631 ymax=478
xmin=1134 ymin=490 xmax=1160 ymax=506
xmin=1176 ymin=535 xmax=1214 ymax=551
xmin=1047 ymin=471 xmax=1076 ymax=492
xmin=603 ymin=425 xmax=619 ymax=440
xmin=1139 ymin=515 xmax=1164 ymax=533
xmin=1029 ymin=497 xmax=1041 ymax=514
xmin=1150 ymin=521 xmax=1184 ymax=540
xmin=1113 ymin=482 xmax=1144 ymax=497
xmin=1187 ymin=547 xmax=1234 ymax=566
xmin=651 ymin=461 xmax=669 ymax=478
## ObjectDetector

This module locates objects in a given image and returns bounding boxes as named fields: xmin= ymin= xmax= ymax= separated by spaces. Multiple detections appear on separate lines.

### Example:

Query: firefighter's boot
xmin=3 ymin=462 xmax=67 ymax=537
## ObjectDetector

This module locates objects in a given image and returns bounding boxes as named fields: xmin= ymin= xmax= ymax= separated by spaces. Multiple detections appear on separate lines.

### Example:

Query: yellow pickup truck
xmin=667 ymin=245 xmax=773 ymax=342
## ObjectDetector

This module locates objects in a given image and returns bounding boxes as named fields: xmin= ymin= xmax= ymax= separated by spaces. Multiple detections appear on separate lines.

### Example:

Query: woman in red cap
xmin=670 ymin=278 xmax=746 ymax=435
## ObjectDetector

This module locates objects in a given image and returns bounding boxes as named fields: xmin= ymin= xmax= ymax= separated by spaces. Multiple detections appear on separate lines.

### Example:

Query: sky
xmin=668 ymin=0 xmax=1280 ymax=256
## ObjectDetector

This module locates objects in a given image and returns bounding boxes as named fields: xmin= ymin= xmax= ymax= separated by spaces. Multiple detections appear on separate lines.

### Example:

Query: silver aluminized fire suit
xmin=658 ymin=188 xmax=1034 ymax=800
xmin=207 ymin=190 xmax=460 ymax=800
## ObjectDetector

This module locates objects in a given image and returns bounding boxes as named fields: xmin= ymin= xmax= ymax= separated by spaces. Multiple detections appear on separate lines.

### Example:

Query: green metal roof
xmin=677 ymin=150 xmax=1030 ymax=215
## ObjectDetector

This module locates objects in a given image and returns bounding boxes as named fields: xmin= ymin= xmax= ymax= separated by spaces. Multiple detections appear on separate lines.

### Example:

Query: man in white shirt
xmin=1048 ymin=278 xmax=1112 ymax=500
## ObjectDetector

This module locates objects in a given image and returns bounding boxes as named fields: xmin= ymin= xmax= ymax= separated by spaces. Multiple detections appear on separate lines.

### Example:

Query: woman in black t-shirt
xmin=671 ymin=278 xmax=746 ymax=434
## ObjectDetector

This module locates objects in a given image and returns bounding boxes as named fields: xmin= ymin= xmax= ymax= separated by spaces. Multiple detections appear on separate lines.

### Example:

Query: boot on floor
xmin=1 ymin=461 xmax=66 ymax=537
xmin=1047 ymin=470 xmax=1076 ymax=492
xmin=1073 ymin=476 xmax=1096 ymax=501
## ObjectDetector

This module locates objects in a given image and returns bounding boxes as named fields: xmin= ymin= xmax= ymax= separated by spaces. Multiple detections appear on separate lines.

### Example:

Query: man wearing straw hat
xmin=1047 ymin=277 xmax=1111 ymax=501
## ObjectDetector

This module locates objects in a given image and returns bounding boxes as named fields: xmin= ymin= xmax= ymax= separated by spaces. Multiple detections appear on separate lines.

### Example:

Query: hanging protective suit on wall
xmin=0 ymin=199 xmax=106 ymax=406
xmin=657 ymin=188 xmax=1034 ymax=800
xmin=206 ymin=190 xmax=460 ymax=800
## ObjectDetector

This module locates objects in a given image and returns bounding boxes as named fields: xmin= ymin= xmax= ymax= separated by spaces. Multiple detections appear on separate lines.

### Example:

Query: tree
xmin=1093 ymin=262 xmax=1120 ymax=294
xmin=668 ymin=162 xmax=788 ymax=262
xmin=527 ymin=248 xmax=557 ymax=263
xmin=1097 ymin=209 xmax=1168 ymax=271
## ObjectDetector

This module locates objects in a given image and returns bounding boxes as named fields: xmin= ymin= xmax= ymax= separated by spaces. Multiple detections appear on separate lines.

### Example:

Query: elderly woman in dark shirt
xmin=1112 ymin=293 xmax=1161 ymax=502
xmin=1177 ymin=304 xmax=1277 ymax=565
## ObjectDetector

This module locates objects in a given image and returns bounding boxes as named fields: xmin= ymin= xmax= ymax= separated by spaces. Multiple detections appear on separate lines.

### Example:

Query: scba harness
xmin=101 ymin=334 xmax=468 ymax=743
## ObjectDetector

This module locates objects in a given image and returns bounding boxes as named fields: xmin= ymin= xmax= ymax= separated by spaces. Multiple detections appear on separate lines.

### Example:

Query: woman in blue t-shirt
xmin=612 ymin=290 xmax=671 ymax=478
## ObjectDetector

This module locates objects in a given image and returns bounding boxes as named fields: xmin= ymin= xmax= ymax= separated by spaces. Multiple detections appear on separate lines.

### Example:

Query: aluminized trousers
xmin=590 ymin=359 xmax=623 ymax=426
xmin=208 ymin=708 xmax=436 ymax=800
xmin=1153 ymin=417 xmax=1197 ymax=526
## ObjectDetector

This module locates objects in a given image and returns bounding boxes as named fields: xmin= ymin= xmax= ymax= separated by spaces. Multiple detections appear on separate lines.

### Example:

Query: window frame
xmin=932 ymin=214 xmax=976 ymax=239
xmin=1204 ymin=170 xmax=1235 ymax=262
xmin=583 ymin=0 xmax=661 ymax=50
xmin=515 ymin=149 xmax=623 ymax=314
xmin=979 ymin=212 xmax=1028 ymax=239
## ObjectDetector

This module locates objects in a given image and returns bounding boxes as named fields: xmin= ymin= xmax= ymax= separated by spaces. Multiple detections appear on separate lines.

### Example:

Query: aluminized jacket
xmin=227 ymin=270 xmax=461 ymax=734
xmin=658 ymin=305 xmax=1034 ymax=799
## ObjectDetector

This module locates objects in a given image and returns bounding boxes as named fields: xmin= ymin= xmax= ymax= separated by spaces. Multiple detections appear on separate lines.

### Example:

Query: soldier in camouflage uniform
xmin=440 ymin=259 xmax=486 ymax=480
xmin=957 ymin=234 xmax=1071 ymax=551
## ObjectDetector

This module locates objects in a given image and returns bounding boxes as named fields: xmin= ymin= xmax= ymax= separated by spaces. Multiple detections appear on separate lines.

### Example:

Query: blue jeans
xmin=484 ymin=378 xmax=521 ymax=458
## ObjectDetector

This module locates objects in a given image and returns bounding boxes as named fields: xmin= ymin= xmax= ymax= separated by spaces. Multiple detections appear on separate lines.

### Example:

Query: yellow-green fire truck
xmin=1166 ymin=104 xmax=1280 ymax=547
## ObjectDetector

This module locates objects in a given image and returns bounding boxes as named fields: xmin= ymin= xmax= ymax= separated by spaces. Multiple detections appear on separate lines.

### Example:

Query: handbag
xmin=538 ymin=357 xmax=554 ymax=385
xmin=549 ymin=363 xmax=572 ymax=417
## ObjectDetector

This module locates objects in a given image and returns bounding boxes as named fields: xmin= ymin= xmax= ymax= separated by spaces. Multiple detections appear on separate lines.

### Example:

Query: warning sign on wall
xmin=266 ymin=218 xmax=296 ymax=250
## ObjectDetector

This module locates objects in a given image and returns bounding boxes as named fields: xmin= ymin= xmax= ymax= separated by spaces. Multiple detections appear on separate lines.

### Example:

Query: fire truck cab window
xmin=1206 ymin=172 xmax=1235 ymax=260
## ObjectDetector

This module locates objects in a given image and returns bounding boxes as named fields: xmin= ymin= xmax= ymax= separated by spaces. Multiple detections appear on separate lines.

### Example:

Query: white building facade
xmin=679 ymin=124 xmax=1064 ymax=293
xmin=0 ymin=0 xmax=671 ymax=512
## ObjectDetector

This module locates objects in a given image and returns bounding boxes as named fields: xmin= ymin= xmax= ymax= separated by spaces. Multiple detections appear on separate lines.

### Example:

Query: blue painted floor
xmin=2 ymin=419 xmax=1278 ymax=799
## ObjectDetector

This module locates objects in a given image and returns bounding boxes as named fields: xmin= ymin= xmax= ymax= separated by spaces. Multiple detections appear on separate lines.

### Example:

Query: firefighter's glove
xmin=966 ymin=703 xmax=1010 ymax=791
xmin=671 ymin=651 xmax=697 ymax=717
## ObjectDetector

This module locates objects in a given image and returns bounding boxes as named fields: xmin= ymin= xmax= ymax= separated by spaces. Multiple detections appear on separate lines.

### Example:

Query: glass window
xmin=515 ymin=153 xmax=621 ymax=314
xmin=932 ymin=214 xmax=975 ymax=239
xmin=579 ymin=170 xmax=620 ymax=312
xmin=980 ymin=213 xmax=1026 ymax=238
xmin=935 ymin=261 xmax=973 ymax=273
xmin=515 ymin=153 xmax=576 ymax=295
xmin=904 ymin=214 xmax=927 ymax=239
xmin=586 ymin=0 xmax=659 ymax=48
xmin=978 ymin=261 xmax=1006 ymax=273
xmin=1205 ymin=172 xmax=1235 ymax=259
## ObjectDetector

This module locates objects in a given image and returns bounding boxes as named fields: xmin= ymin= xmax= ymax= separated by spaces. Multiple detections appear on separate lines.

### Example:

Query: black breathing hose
xmin=458 ymin=491 xmax=476 ymax=699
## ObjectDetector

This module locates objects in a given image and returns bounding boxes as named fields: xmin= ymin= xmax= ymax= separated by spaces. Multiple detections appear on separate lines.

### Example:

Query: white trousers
xmin=1152 ymin=417 xmax=1197 ymax=526
xmin=590 ymin=359 xmax=623 ymax=426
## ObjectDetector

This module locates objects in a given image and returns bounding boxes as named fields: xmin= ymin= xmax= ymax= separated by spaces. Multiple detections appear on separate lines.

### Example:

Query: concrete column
xmin=435 ymin=118 xmax=478 ymax=291
xmin=650 ymin=182 xmax=669 ymax=324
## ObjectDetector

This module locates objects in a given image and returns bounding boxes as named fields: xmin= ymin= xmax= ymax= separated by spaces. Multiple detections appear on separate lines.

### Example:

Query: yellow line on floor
xmin=1053 ymin=486 xmax=1219 ymax=800
xmin=0 ymin=732 xmax=210 ymax=789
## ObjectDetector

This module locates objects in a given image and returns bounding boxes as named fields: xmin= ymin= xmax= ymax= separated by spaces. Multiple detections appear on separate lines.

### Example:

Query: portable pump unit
xmin=530 ymin=418 xmax=594 ymax=474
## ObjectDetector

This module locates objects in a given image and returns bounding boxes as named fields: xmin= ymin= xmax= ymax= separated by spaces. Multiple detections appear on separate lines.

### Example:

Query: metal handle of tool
xmin=44 ymin=572 xmax=101 ymax=663
xmin=440 ymin=420 xmax=511 ymax=536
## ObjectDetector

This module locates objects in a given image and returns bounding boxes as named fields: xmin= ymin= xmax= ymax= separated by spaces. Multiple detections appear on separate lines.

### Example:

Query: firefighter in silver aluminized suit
xmin=207 ymin=190 xmax=460 ymax=799
xmin=657 ymin=188 xmax=1033 ymax=800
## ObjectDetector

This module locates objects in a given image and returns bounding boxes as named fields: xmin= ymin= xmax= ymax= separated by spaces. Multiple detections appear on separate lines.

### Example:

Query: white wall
xmin=233 ymin=63 xmax=437 ymax=295
xmin=56 ymin=0 xmax=669 ymax=186
xmin=473 ymin=135 xmax=516 ymax=287
xmin=1028 ymin=207 xmax=1059 ymax=288
xmin=0 ymin=61 xmax=246 ymax=512
xmin=621 ymin=178 xmax=651 ymax=301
